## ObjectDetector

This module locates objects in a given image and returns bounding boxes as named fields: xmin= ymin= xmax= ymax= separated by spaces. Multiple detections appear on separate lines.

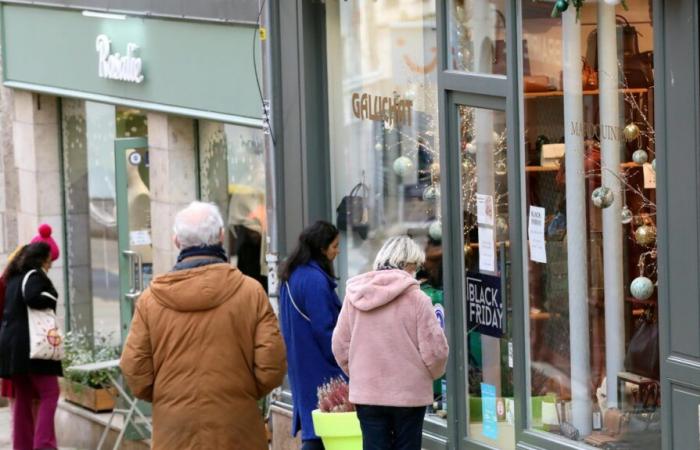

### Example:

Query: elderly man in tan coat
xmin=121 ymin=201 xmax=286 ymax=450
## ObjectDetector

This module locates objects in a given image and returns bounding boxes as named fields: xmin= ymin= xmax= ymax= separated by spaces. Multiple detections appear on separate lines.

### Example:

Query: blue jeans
xmin=355 ymin=405 xmax=426 ymax=450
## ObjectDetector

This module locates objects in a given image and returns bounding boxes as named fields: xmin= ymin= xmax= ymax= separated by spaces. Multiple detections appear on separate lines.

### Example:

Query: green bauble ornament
xmin=651 ymin=158 xmax=656 ymax=171
xmin=423 ymin=185 xmax=440 ymax=201
xmin=393 ymin=156 xmax=414 ymax=177
xmin=429 ymin=220 xmax=442 ymax=241
xmin=623 ymin=123 xmax=640 ymax=141
xmin=632 ymin=149 xmax=648 ymax=165
xmin=591 ymin=186 xmax=614 ymax=209
xmin=555 ymin=0 xmax=569 ymax=13
xmin=634 ymin=224 xmax=657 ymax=247
xmin=630 ymin=276 xmax=654 ymax=300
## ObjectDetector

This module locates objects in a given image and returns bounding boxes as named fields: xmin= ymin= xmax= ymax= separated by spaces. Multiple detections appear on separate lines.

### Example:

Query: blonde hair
xmin=373 ymin=235 xmax=425 ymax=271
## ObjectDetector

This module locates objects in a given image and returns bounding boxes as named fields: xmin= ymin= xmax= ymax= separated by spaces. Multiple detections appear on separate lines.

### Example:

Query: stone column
xmin=0 ymin=45 xmax=18 ymax=263
xmin=61 ymin=99 xmax=94 ymax=335
xmin=148 ymin=113 xmax=197 ymax=275
xmin=12 ymin=92 xmax=66 ymax=321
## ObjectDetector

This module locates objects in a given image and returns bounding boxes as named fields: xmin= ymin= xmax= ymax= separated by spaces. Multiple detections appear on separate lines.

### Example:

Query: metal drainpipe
xmin=261 ymin=0 xmax=280 ymax=311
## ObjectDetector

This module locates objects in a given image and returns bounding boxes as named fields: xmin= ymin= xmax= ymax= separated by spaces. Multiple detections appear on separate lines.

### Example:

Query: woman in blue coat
xmin=279 ymin=221 xmax=346 ymax=450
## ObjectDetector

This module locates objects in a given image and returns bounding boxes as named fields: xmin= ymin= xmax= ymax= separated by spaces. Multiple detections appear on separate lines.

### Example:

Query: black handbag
xmin=624 ymin=311 xmax=660 ymax=379
xmin=336 ymin=183 xmax=369 ymax=239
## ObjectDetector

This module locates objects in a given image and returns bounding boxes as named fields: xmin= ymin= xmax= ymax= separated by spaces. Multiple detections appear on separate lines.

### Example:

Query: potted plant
xmin=60 ymin=331 xmax=120 ymax=412
xmin=311 ymin=377 xmax=362 ymax=450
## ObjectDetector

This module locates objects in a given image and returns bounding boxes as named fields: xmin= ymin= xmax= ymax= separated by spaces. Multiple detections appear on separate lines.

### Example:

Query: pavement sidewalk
xmin=0 ymin=406 xmax=81 ymax=450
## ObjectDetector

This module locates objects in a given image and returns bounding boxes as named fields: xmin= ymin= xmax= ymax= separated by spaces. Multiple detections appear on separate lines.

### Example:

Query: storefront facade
xmin=270 ymin=0 xmax=700 ymax=449
xmin=0 ymin=1 xmax=268 ymax=345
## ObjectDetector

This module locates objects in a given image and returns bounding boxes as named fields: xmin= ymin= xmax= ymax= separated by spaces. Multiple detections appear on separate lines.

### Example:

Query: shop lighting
xmin=82 ymin=10 xmax=127 ymax=20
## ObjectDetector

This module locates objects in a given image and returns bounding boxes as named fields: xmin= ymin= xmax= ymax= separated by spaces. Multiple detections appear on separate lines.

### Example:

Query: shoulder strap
xmin=21 ymin=269 xmax=38 ymax=299
xmin=285 ymin=282 xmax=311 ymax=323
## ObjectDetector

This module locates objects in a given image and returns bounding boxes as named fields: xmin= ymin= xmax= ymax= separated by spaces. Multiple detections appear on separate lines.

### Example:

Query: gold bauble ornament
xmin=624 ymin=123 xmax=640 ymax=142
xmin=634 ymin=224 xmax=657 ymax=247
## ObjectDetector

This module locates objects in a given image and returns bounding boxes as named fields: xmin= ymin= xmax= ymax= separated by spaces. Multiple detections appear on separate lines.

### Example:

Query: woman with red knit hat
xmin=0 ymin=224 xmax=62 ymax=450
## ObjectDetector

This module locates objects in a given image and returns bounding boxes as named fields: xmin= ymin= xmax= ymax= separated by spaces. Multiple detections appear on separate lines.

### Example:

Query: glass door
xmin=114 ymin=137 xmax=152 ymax=343
xmin=447 ymin=99 xmax=516 ymax=450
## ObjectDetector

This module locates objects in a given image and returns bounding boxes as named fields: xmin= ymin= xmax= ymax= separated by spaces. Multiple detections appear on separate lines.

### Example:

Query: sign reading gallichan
xmin=466 ymin=272 xmax=504 ymax=338
xmin=95 ymin=35 xmax=144 ymax=84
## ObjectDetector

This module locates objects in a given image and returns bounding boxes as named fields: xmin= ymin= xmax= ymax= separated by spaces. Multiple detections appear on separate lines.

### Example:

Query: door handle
xmin=122 ymin=250 xmax=143 ymax=302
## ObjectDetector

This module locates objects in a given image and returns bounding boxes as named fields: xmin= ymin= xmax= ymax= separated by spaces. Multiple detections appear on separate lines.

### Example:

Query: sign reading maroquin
xmin=466 ymin=272 xmax=504 ymax=338
xmin=351 ymin=92 xmax=414 ymax=127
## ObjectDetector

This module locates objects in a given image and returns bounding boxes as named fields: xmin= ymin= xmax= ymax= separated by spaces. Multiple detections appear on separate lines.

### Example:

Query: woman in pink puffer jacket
xmin=332 ymin=235 xmax=449 ymax=450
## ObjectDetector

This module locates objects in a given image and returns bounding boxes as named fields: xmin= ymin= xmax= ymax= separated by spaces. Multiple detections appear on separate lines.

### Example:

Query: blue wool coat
xmin=279 ymin=261 xmax=346 ymax=441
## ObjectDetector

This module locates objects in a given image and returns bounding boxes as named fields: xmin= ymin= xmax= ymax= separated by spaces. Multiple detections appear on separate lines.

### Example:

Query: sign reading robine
xmin=351 ymin=92 xmax=414 ymax=127
xmin=466 ymin=272 xmax=504 ymax=338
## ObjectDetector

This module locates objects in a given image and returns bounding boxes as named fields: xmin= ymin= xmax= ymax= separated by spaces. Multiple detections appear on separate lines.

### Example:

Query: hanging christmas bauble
xmin=621 ymin=205 xmax=634 ymax=224
xmin=623 ymin=123 xmax=640 ymax=141
xmin=651 ymin=158 xmax=656 ymax=171
xmin=423 ymin=185 xmax=440 ymax=201
xmin=591 ymin=186 xmax=614 ymax=209
xmin=429 ymin=221 xmax=442 ymax=241
xmin=634 ymin=224 xmax=657 ymax=247
xmin=495 ymin=159 xmax=507 ymax=176
xmin=555 ymin=0 xmax=569 ymax=13
xmin=630 ymin=276 xmax=654 ymax=300
xmin=466 ymin=142 xmax=476 ymax=154
xmin=496 ymin=216 xmax=509 ymax=240
xmin=375 ymin=142 xmax=384 ymax=152
xmin=393 ymin=156 xmax=414 ymax=177
xmin=632 ymin=149 xmax=648 ymax=165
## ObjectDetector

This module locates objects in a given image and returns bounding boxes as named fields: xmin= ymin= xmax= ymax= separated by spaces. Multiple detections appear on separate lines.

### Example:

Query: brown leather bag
xmin=584 ymin=408 xmax=627 ymax=447
xmin=624 ymin=313 xmax=660 ymax=379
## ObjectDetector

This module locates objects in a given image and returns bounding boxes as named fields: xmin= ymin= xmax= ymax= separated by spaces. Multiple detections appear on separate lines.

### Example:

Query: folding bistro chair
xmin=66 ymin=359 xmax=152 ymax=450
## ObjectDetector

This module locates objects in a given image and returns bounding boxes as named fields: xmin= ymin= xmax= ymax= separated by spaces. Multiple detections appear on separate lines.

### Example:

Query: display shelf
xmin=524 ymin=87 xmax=649 ymax=99
xmin=525 ymin=162 xmax=642 ymax=173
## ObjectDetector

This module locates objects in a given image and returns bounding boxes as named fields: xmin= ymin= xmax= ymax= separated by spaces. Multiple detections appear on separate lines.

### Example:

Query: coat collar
xmin=308 ymin=260 xmax=338 ymax=289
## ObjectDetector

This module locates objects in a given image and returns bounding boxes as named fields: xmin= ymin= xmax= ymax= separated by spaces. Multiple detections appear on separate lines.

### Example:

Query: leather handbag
xmin=586 ymin=15 xmax=653 ymax=88
xmin=23 ymin=270 xmax=64 ymax=361
xmin=336 ymin=182 xmax=369 ymax=239
xmin=624 ymin=311 xmax=660 ymax=379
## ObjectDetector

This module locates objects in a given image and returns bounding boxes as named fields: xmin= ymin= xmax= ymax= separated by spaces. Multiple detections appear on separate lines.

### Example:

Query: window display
xmin=324 ymin=0 xmax=446 ymax=422
xmin=522 ymin=1 xmax=660 ymax=447
xmin=198 ymin=121 xmax=267 ymax=290
xmin=448 ymin=0 xmax=507 ymax=75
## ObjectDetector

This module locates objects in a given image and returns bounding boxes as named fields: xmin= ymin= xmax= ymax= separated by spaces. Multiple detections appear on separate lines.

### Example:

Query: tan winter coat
xmin=120 ymin=263 xmax=286 ymax=450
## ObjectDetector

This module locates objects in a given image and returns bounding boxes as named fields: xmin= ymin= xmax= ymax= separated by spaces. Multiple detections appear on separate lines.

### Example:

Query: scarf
xmin=176 ymin=244 xmax=228 ymax=264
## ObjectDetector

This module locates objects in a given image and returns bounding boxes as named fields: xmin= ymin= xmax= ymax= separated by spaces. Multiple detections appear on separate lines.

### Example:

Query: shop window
xmin=458 ymin=106 xmax=514 ymax=449
xmin=522 ymin=1 xmax=659 ymax=448
xmin=324 ymin=0 xmax=447 ymax=423
xmin=198 ymin=121 xmax=267 ymax=290
xmin=448 ymin=0 xmax=507 ymax=75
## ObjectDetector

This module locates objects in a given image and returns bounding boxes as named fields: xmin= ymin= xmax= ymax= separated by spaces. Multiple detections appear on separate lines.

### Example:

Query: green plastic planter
xmin=311 ymin=409 xmax=363 ymax=450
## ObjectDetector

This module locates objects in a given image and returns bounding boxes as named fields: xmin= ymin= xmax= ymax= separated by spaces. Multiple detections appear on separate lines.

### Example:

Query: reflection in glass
xmin=522 ymin=1 xmax=659 ymax=447
xmin=199 ymin=121 xmax=267 ymax=290
xmin=459 ymin=106 xmax=514 ymax=449
xmin=449 ymin=0 xmax=507 ymax=75
xmin=325 ymin=0 xmax=446 ymax=423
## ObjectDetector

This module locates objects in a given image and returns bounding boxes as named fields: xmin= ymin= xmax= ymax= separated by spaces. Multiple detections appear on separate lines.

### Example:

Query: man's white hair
xmin=373 ymin=235 xmax=425 ymax=271
xmin=173 ymin=201 xmax=224 ymax=248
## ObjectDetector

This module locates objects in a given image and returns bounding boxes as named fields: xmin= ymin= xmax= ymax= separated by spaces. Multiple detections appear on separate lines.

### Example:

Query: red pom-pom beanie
xmin=30 ymin=224 xmax=60 ymax=261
